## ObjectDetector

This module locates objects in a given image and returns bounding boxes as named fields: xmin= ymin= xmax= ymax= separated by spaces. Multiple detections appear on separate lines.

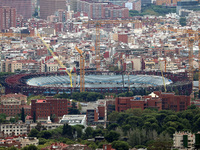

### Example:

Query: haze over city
xmin=0 ymin=0 xmax=200 ymax=149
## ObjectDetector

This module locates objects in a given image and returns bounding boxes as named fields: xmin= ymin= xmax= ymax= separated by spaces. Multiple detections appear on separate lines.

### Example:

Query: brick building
xmin=154 ymin=91 xmax=190 ymax=111
xmin=0 ymin=6 xmax=16 ymax=31
xmin=0 ymin=94 xmax=30 ymax=116
xmin=31 ymin=97 xmax=72 ymax=121
xmin=39 ymin=0 xmax=67 ymax=20
xmin=77 ymin=0 xmax=129 ymax=19
xmin=1 ymin=93 xmax=27 ymax=103
xmin=86 ymin=108 xmax=99 ymax=125
xmin=0 ymin=0 xmax=32 ymax=19
xmin=115 ymin=92 xmax=190 ymax=112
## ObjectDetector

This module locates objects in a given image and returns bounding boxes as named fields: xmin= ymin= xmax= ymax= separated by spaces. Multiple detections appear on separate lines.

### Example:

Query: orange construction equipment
xmin=75 ymin=46 xmax=85 ymax=92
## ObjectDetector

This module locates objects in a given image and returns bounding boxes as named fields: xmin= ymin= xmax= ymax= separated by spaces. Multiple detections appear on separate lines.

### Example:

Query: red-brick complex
xmin=115 ymin=92 xmax=190 ymax=112
xmin=154 ymin=91 xmax=190 ymax=111
xmin=31 ymin=97 xmax=71 ymax=120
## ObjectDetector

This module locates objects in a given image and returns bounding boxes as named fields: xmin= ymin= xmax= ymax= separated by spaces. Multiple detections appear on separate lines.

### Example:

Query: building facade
xmin=124 ymin=0 xmax=141 ymax=12
xmin=31 ymin=97 xmax=72 ymax=121
xmin=1 ymin=93 xmax=27 ymax=103
xmin=39 ymin=0 xmax=67 ymax=19
xmin=1 ymin=60 xmax=22 ymax=73
xmin=0 ymin=6 xmax=16 ymax=31
xmin=0 ymin=94 xmax=30 ymax=117
xmin=0 ymin=0 xmax=32 ymax=19
xmin=173 ymin=131 xmax=200 ymax=150
xmin=77 ymin=0 xmax=129 ymax=19
xmin=0 ymin=123 xmax=28 ymax=136
xmin=115 ymin=95 xmax=162 ymax=112
xmin=115 ymin=92 xmax=190 ymax=112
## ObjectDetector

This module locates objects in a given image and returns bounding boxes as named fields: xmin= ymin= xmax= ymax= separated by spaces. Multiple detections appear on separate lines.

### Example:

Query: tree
xmin=37 ymin=130 xmax=52 ymax=139
xmin=108 ymin=123 xmax=119 ymax=131
xmin=112 ymin=141 xmax=130 ymax=150
xmin=84 ymin=127 xmax=94 ymax=139
xmin=35 ymin=122 xmax=46 ymax=131
xmin=38 ymin=138 xmax=47 ymax=145
xmin=21 ymin=144 xmax=38 ymax=150
xmin=147 ymin=139 xmax=172 ymax=150
xmin=62 ymin=124 xmax=73 ymax=138
xmin=7 ymin=146 xmax=18 ymax=150
xmin=108 ymin=111 xmax=119 ymax=122
xmin=105 ymin=130 xmax=120 ymax=143
xmin=50 ymin=114 xmax=57 ymax=123
xmin=68 ymin=102 xmax=80 ymax=114
xmin=21 ymin=107 xmax=25 ymax=123
xmin=28 ymin=129 xmax=39 ymax=137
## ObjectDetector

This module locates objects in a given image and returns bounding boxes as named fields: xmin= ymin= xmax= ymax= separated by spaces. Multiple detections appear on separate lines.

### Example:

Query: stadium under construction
xmin=5 ymin=71 xmax=192 ymax=96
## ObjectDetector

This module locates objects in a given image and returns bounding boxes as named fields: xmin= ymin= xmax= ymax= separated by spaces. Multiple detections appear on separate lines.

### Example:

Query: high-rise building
xmin=0 ymin=0 xmax=32 ymax=19
xmin=0 ymin=6 xmax=16 ymax=31
xmin=77 ymin=0 xmax=129 ymax=19
xmin=39 ymin=0 xmax=67 ymax=20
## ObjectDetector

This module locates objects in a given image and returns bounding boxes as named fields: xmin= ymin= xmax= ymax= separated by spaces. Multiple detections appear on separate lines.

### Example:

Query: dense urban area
xmin=1 ymin=0 xmax=200 ymax=149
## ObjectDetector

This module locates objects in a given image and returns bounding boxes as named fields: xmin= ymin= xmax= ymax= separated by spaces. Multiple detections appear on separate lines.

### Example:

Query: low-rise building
xmin=20 ymin=137 xmax=39 ymax=147
xmin=173 ymin=131 xmax=195 ymax=149
xmin=59 ymin=115 xmax=87 ymax=127
xmin=1 ymin=60 xmax=22 ymax=73
xmin=1 ymin=93 xmax=27 ymax=103
xmin=0 ymin=123 xmax=28 ymax=136
xmin=115 ymin=91 xmax=190 ymax=112
xmin=0 ymin=136 xmax=38 ymax=148
xmin=0 ymin=93 xmax=30 ymax=117
xmin=31 ymin=97 xmax=72 ymax=122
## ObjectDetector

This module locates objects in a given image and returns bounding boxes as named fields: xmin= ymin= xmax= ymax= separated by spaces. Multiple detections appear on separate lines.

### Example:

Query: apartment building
xmin=41 ymin=62 xmax=59 ymax=72
xmin=0 ymin=6 xmax=16 ymax=31
xmin=39 ymin=0 xmax=67 ymax=19
xmin=173 ymin=131 xmax=195 ymax=149
xmin=1 ymin=93 xmax=27 ymax=104
xmin=77 ymin=0 xmax=129 ymax=19
xmin=1 ymin=60 xmax=22 ymax=73
xmin=124 ymin=0 xmax=141 ymax=12
xmin=31 ymin=97 xmax=72 ymax=121
xmin=0 ymin=124 xmax=28 ymax=135
xmin=0 ymin=0 xmax=32 ymax=19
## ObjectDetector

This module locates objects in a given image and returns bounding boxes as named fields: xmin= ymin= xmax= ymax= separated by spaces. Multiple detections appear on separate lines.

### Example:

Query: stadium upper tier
xmin=26 ymin=75 xmax=172 ymax=88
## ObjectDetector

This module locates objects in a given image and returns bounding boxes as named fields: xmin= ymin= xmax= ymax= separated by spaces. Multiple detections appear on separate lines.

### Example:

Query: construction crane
xmin=36 ymin=32 xmax=74 ymax=87
xmin=83 ymin=20 xmax=141 ymax=71
xmin=159 ymin=27 xmax=200 ymax=96
xmin=75 ymin=46 xmax=85 ymax=92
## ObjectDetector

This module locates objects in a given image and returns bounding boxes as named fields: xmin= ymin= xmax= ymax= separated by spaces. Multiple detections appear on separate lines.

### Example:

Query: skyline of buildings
xmin=0 ymin=0 xmax=32 ymax=19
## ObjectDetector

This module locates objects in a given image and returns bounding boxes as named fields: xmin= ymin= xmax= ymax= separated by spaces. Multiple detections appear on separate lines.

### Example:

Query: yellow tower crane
xmin=75 ymin=46 xmax=85 ymax=92
xmin=36 ymin=32 xmax=74 ymax=87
